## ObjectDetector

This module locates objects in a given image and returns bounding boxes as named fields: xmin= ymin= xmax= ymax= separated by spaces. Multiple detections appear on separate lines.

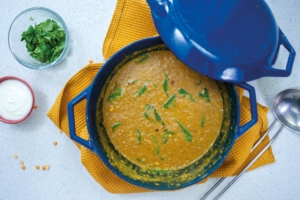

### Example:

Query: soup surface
xmin=102 ymin=50 xmax=223 ymax=170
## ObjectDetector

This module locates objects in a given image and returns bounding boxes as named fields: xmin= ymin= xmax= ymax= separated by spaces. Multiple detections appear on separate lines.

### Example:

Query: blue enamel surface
xmin=147 ymin=0 xmax=295 ymax=83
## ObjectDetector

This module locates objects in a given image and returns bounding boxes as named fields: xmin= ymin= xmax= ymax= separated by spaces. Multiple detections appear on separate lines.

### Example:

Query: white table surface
xmin=1 ymin=0 xmax=300 ymax=200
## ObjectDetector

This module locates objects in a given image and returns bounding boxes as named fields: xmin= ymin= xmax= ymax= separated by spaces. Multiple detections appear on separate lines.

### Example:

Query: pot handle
xmin=267 ymin=29 xmax=296 ymax=77
xmin=67 ymin=87 xmax=94 ymax=151
xmin=235 ymin=83 xmax=258 ymax=139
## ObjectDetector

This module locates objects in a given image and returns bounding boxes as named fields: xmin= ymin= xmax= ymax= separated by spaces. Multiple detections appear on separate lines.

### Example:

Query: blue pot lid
xmin=147 ymin=0 xmax=296 ymax=83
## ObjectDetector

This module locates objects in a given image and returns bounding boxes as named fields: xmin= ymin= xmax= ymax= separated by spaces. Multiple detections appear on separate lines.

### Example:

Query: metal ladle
xmin=201 ymin=87 xmax=300 ymax=200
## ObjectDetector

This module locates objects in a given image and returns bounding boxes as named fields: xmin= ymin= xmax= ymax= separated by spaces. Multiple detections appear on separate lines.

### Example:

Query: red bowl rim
xmin=0 ymin=76 xmax=35 ymax=124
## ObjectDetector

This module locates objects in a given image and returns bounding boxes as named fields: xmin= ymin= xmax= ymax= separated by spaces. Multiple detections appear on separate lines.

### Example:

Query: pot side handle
xmin=67 ymin=87 xmax=94 ymax=151
xmin=267 ymin=29 xmax=296 ymax=77
xmin=235 ymin=83 xmax=258 ymax=139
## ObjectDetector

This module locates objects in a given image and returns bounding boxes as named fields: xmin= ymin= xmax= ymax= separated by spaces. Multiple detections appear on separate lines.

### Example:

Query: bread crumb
xmin=20 ymin=160 xmax=24 ymax=165
xmin=58 ymin=129 xmax=63 ymax=133
xmin=89 ymin=59 xmax=93 ymax=63
xmin=46 ymin=165 xmax=50 ymax=170
xmin=22 ymin=165 xmax=26 ymax=170
xmin=42 ymin=166 xmax=46 ymax=170
xmin=33 ymin=104 xmax=38 ymax=109
xmin=13 ymin=154 xmax=18 ymax=159
xmin=36 ymin=165 xmax=40 ymax=170
xmin=53 ymin=141 xmax=58 ymax=146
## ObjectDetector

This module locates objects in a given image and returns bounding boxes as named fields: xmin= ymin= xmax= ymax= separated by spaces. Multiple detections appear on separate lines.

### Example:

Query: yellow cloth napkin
xmin=47 ymin=0 xmax=275 ymax=194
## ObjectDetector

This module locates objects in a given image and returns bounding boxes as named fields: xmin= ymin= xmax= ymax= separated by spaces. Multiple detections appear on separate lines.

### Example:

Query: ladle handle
xmin=67 ymin=86 xmax=94 ymax=152
xmin=268 ymin=29 xmax=296 ymax=77
xmin=213 ymin=124 xmax=284 ymax=200
xmin=235 ymin=83 xmax=258 ymax=138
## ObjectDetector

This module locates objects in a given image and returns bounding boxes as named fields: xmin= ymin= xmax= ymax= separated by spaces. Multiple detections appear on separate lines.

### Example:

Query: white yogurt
xmin=0 ymin=79 xmax=33 ymax=121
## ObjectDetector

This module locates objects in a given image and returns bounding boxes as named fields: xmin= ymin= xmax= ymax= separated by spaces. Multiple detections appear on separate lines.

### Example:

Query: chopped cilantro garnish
xmin=135 ymin=53 xmax=149 ymax=63
xmin=112 ymin=122 xmax=122 ymax=132
xmin=21 ymin=19 xmax=66 ymax=63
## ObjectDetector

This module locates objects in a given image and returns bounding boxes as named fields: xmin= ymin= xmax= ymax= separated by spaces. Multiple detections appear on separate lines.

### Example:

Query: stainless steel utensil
xmin=200 ymin=87 xmax=300 ymax=200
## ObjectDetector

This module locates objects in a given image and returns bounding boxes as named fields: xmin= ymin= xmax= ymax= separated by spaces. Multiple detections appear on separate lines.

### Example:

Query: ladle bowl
xmin=273 ymin=87 xmax=300 ymax=133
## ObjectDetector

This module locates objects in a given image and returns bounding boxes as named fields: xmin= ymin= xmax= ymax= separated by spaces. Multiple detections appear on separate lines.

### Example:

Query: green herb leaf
xmin=40 ymin=19 xmax=53 ymax=32
xmin=163 ymin=94 xmax=176 ymax=109
xmin=198 ymin=88 xmax=210 ymax=102
xmin=176 ymin=121 xmax=193 ymax=142
xmin=107 ymin=87 xmax=122 ymax=101
xmin=154 ymin=109 xmax=165 ymax=126
xmin=129 ymin=79 xmax=138 ymax=84
xmin=163 ymin=74 xmax=169 ymax=97
xmin=21 ymin=19 xmax=65 ymax=64
xmin=137 ymin=85 xmax=147 ymax=97
xmin=144 ymin=104 xmax=153 ymax=119
xmin=162 ymin=131 xmax=175 ymax=144
xmin=30 ymin=17 xmax=34 ymax=21
xmin=179 ymin=88 xmax=195 ymax=102
xmin=135 ymin=53 xmax=149 ymax=63
xmin=159 ymin=157 xmax=165 ymax=161
xmin=136 ymin=158 xmax=143 ymax=163
xmin=136 ymin=129 xmax=142 ymax=144
xmin=150 ymin=135 xmax=160 ymax=155
xmin=197 ymin=80 xmax=202 ymax=86
xmin=201 ymin=117 xmax=205 ymax=127
xmin=112 ymin=122 xmax=122 ymax=132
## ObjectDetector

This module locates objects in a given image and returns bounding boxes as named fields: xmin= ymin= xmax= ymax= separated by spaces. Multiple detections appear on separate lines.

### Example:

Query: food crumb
xmin=46 ymin=165 xmax=50 ymax=170
xmin=109 ymin=107 xmax=114 ymax=112
xmin=36 ymin=165 xmax=40 ymax=170
xmin=20 ymin=160 xmax=24 ymax=165
xmin=33 ymin=104 xmax=38 ymax=109
xmin=21 ymin=165 xmax=26 ymax=170
xmin=53 ymin=141 xmax=58 ymax=145
xmin=42 ymin=166 xmax=46 ymax=170
xmin=58 ymin=129 xmax=63 ymax=133
xmin=89 ymin=59 xmax=93 ymax=63
xmin=13 ymin=154 xmax=18 ymax=159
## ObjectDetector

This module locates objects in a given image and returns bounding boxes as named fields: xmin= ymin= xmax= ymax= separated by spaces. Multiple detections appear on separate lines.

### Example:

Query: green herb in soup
xmin=135 ymin=53 xmax=149 ymax=63
xmin=178 ymin=88 xmax=195 ymax=102
xmin=137 ymin=85 xmax=147 ymax=97
xmin=163 ymin=94 xmax=176 ymax=109
xmin=150 ymin=135 xmax=160 ymax=155
xmin=112 ymin=122 xmax=122 ymax=132
xmin=176 ymin=121 xmax=193 ymax=142
xmin=198 ymin=88 xmax=211 ymax=102
xmin=163 ymin=73 xmax=169 ymax=97
xmin=107 ymin=86 xmax=122 ymax=101
xmin=136 ymin=129 xmax=142 ymax=144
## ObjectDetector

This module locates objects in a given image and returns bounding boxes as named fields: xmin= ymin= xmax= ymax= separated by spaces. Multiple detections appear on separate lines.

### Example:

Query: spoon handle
xmin=200 ymin=119 xmax=278 ymax=200
xmin=213 ymin=124 xmax=284 ymax=200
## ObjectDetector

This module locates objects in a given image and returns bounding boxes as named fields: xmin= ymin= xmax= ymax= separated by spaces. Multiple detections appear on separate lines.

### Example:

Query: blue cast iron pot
xmin=67 ymin=36 xmax=258 ymax=190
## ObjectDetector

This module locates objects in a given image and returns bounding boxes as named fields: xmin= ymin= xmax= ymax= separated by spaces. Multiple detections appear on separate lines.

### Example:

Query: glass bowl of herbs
xmin=8 ymin=7 xmax=69 ymax=70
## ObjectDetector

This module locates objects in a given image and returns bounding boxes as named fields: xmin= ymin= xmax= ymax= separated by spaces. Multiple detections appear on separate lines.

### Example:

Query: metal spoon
xmin=200 ymin=87 xmax=300 ymax=200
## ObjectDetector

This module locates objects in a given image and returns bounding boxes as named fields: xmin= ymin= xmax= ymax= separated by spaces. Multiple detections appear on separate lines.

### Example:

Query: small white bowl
xmin=0 ymin=76 xmax=35 ymax=124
